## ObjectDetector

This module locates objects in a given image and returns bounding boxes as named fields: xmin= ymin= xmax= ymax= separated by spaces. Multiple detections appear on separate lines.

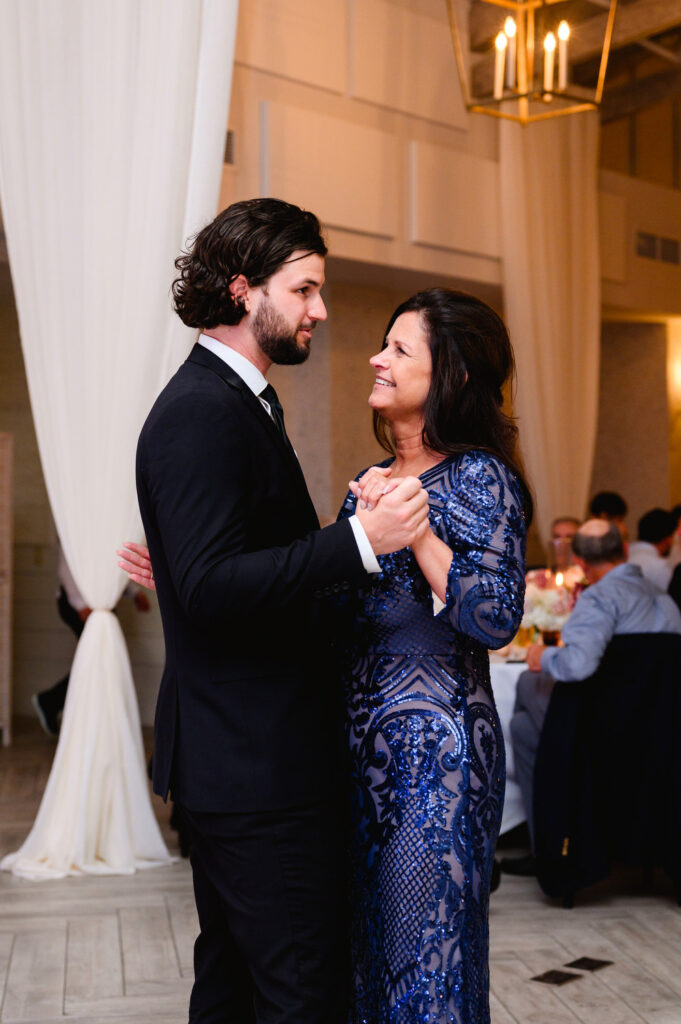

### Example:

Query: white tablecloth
xmin=490 ymin=659 xmax=527 ymax=834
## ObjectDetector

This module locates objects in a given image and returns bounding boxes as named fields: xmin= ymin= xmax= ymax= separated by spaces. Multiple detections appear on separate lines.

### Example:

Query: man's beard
xmin=253 ymin=296 xmax=311 ymax=365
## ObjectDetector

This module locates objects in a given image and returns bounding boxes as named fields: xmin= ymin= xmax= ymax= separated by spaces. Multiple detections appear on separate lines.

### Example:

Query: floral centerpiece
xmin=520 ymin=565 xmax=583 ymax=641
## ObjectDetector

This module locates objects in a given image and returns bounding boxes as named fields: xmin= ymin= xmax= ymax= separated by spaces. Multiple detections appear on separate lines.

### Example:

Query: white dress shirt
xmin=198 ymin=336 xmax=380 ymax=573
xmin=627 ymin=540 xmax=672 ymax=593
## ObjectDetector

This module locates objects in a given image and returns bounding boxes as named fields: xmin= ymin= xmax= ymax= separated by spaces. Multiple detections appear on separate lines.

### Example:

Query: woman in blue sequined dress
xmin=119 ymin=288 xmax=532 ymax=1024
xmin=342 ymin=289 xmax=532 ymax=1024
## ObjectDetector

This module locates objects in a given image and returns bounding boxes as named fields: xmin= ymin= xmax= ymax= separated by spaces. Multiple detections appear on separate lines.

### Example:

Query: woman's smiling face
xmin=368 ymin=311 xmax=432 ymax=423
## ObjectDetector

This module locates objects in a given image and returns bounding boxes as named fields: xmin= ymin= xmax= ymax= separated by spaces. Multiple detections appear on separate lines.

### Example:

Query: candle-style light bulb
xmin=494 ymin=31 xmax=508 ymax=100
xmin=543 ymin=31 xmax=556 ymax=93
xmin=557 ymin=20 xmax=570 ymax=91
xmin=504 ymin=17 xmax=517 ymax=90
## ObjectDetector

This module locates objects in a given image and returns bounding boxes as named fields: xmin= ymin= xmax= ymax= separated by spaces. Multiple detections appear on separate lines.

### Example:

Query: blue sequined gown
xmin=338 ymin=451 xmax=527 ymax=1024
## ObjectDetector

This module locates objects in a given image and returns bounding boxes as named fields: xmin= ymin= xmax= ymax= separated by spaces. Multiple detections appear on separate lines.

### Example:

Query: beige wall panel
xmin=599 ymin=192 xmax=627 ymax=284
xmin=235 ymin=0 xmax=347 ymax=94
xmin=409 ymin=141 xmax=500 ymax=258
xmin=326 ymin=227 xmax=502 ymax=286
xmin=600 ymin=172 xmax=681 ymax=241
xmin=590 ymin=322 xmax=670 ymax=532
xmin=636 ymin=101 xmax=674 ymax=191
xmin=600 ymin=118 xmax=630 ymax=178
xmin=351 ymin=0 xmax=467 ymax=128
xmin=263 ymin=101 xmax=400 ymax=239
xmin=219 ymin=64 xmax=500 ymax=284
xmin=600 ymin=170 xmax=681 ymax=317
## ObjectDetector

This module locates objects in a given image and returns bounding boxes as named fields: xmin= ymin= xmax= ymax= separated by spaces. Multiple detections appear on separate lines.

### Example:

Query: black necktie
xmin=260 ymin=383 xmax=289 ymax=445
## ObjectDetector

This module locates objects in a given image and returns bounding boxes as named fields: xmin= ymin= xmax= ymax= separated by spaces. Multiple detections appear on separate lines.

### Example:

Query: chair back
xmin=534 ymin=632 xmax=681 ymax=900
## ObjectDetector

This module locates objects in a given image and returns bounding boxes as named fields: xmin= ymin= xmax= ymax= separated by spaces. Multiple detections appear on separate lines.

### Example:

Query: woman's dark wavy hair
xmin=374 ymin=288 xmax=533 ymax=524
xmin=172 ymin=198 xmax=327 ymax=328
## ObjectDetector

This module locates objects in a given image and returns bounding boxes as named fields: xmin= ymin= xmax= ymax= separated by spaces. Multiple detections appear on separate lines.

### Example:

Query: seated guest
xmin=551 ymin=516 xmax=580 ymax=542
xmin=502 ymin=518 xmax=681 ymax=877
xmin=589 ymin=490 xmax=628 ymax=544
xmin=628 ymin=508 xmax=676 ymax=593
xmin=550 ymin=515 xmax=581 ymax=572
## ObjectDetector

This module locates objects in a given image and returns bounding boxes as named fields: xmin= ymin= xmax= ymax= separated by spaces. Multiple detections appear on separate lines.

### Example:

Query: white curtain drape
xmin=0 ymin=0 xmax=238 ymax=879
xmin=499 ymin=112 xmax=601 ymax=545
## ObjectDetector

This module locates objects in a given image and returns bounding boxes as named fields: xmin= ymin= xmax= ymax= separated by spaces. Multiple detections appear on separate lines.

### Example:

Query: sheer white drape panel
xmin=0 ymin=0 xmax=238 ymax=879
xmin=499 ymin=113 xmax=601 ymax=544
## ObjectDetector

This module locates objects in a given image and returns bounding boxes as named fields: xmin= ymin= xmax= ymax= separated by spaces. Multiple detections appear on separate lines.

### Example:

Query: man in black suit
xmin=134 ymin=198 xmax=429 ymax=1024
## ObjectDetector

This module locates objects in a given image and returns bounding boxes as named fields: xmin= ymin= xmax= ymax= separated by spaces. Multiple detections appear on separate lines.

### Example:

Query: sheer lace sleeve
xmin=435 ymin=452 xmax=527 ymax=649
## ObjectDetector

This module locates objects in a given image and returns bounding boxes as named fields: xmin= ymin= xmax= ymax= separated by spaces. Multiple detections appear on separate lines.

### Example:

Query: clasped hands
xmin=116 ymin=469 xmax=430 ymax=590
xmin=349 ymin=467 xmax=430 ymax=556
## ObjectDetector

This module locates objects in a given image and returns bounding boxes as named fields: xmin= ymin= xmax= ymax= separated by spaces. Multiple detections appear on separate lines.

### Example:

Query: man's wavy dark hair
xmin=172 ymin=198 xmax=327 ymax=329
xmin=373 ymin=288 xmax=534 ymax=525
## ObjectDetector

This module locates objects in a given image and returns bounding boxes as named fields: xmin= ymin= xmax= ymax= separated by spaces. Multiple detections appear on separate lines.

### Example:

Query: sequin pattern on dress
xmin=338 ymin=451 xmax=526 ymax=1024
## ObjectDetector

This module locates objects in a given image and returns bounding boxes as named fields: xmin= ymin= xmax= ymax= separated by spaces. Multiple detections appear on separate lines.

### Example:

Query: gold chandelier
xmin=446 ymin=0 xmax=618 ymax=125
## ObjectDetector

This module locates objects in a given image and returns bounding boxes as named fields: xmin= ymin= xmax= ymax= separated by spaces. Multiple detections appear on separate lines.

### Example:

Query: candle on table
xmin=504 ymin=17 xmax=517 ymax=89
xmin=543 ymin=31 xmax=556 ymax=93
xmin=558 ymin=20 xmax=570 ymax=91
xmin=494 ymin=31 xmax=507 ymax=100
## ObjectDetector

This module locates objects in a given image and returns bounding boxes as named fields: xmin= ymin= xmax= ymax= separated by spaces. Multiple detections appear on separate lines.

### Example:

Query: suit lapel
xmin=186 ymin=343 xmax=312 ymax=485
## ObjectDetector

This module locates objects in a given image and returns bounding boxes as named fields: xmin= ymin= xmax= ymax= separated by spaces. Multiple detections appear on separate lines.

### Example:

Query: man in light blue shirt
xmin=502 ymin=518 xmax=681 ymax=877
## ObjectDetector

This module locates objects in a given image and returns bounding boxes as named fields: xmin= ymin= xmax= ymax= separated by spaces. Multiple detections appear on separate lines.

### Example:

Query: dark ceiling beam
xmin=468 ymin=3 xmax=510 ymax=53
xmin=575 ymin=0 xmax=681 ymax=61
xmin=600 ymin=64 xmax=681 ymax=121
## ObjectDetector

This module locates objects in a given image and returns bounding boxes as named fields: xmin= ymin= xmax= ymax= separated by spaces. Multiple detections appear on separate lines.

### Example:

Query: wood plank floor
xmin=2 ymin=717 xmax=681 ymax=1023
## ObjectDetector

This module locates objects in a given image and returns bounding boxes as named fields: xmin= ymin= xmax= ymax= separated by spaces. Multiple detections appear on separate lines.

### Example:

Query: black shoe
xmin=31 ymin=692 xmax=60 ymax=737
xmin=500 ymin=854 xmax=537 ymax=877
xmin=490 ymin=858 xmax=501 ymax=893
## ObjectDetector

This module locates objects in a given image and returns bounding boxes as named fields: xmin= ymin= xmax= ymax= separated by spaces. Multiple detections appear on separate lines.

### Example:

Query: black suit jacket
xmin=136 ymin=343 xmax=368 ymax=812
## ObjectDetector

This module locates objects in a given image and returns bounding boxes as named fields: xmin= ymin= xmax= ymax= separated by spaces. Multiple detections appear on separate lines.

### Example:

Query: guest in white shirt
xmin=628 ymin=508 xmax=676 ymax=593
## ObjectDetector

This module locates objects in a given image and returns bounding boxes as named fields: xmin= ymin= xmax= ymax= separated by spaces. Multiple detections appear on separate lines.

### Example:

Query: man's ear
xmin=229 ymin=274 xmax=251 ymax=312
